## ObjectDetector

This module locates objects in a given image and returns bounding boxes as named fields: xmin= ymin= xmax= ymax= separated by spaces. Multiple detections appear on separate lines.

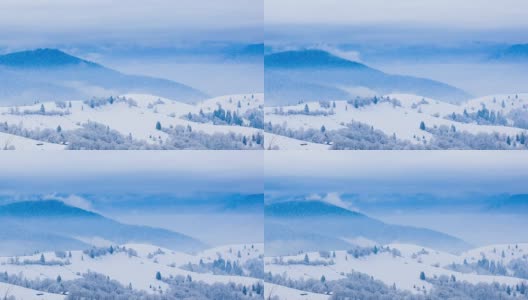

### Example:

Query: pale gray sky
xmin=0 ymin=151 xmax=262 ymax=194
xmin=265 ymin=0 xmax=528 ymax=29
xmin=265 ymin=151 xmax=528 ymax=195
xmin=0 ymin=0 xmax=262 ymax=48
xmin=0 ymin=0 xmax=261 ymax=31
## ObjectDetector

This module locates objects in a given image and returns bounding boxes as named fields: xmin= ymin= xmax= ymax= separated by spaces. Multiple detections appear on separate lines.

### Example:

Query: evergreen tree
xmin=304 ymin=104 xmax=309 ymax=114
xmin=56 ymin=275 xmax=62 ymax=283
xmin=40 ymin=104 xmax=45 ymax=114
xmin=155 ymin=271 xmax=162 ymax=280
xmin=155 ymin=121 xmax=162 ymax=130
xmin=419 ymin=271 xmax=426 ymax=280
xmin=419 ymin=121 xmax=426 ymax=130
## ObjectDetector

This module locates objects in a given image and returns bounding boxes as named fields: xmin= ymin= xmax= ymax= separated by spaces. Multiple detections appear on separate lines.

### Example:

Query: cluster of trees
xmin=8 ymin=103 xmax=69 ymax=116
xmin=271 ymin=254 xmax=334 ymax=266
xmin=509 ymin=108 xmax=528 ymax=129
xmin=8 ymin=253 xmax=68 ymax=266
xmin=448 ymin=256 xmax=508 ymax=276
xmin=185 ymin=104 xmax=264 ymax=128
xmin=447 ymin=251 xmax=528 ymax=280
xmin=424 ymin=275 xmax=527 ymax=300
xmin=163 ymin=275 xmax=263 ymax=299
xmin=510 ymin=258 xmax=528 ymax=279
xmin=347 ymin=245 xmax=401 ymax=259
xmin=0 ymin=271 xmax=264 ymax=300
xmin=272 ymin=104 xmax=334 ymax=116
xmin=84 ymin=96 xmax=137 ymax=109
xmin=83 ymin=245 xmax=137 ymax=259
xmin=265 ymin=121 xmax=421 ymax=149
xmin=447 ymin=105 xmax=508 ymax=126
xmin=265 ymin=270 xmax=528 ymax=300
xmin=163 ymin=125 xmax=263 ymax=150
xmin=347 ymin=96 xmax=402 ymax=109
xmin=0 ymin=121 xmax=264 ymax=150
xmin=267 ymin=118 xmax=528 ymax=149
xmin=425 ymin=124 xmax=528 ymax=149
xmin=181 ymin=257 xmax=264 ymax=279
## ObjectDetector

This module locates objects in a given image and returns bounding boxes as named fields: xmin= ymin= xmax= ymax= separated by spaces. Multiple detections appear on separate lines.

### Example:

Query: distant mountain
xmin=224 ymin=43 xmax=263 ymax=61
xmin=487 ymin=194 xmax=528 ymax=213
xmin=492 ymin=44 xmax=528 ymax=61
xmin=0 ymin=200 xmax=206 ymax=255
xmin=266 ymin=50 xmax=368 ymax=69
xmin=0 ymin=48 xmax=99 ymax=68
xmin=222 ymin=193 xmax=264 ymax=212
xmin=265 ymin=200 xmax=470 ymax=255
xmin=265 ymin=49 xmax=470 ymax=105
xmin=265 ymin=200 xmax=362 ymax=217
xmin=0 ymin=48 xmax=207 ymax=105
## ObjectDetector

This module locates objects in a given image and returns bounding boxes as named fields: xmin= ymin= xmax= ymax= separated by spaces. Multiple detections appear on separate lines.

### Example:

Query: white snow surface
xmin=0 ymin=243 xmax=263 ymax=298
xmin=265 ymin=243 xmax=528 ymax=297
xmin=0 ymin=93 xmax=263 ymax=149
xmin=265 ymin=93 xmax=528 ymax=149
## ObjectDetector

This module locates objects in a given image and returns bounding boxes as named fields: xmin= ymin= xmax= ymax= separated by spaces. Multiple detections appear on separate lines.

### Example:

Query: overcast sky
xmin=0 ymin=0 xmax=262 ymax=49
xmin=0 ymin=151 xmax=262 ymax=195
xmin=265 ymin=0 xmax=528 ymax=45
xmin=266 ymin=0 xmax=528 ymax=29
xmin=265 ymin=151 xmax=528 ymax=195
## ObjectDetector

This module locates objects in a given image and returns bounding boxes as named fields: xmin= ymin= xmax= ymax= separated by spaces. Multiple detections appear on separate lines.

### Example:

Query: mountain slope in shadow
xmin=0 ymin=200 xmax=206 ymax=255
xmin=265 ymin=200 xmax=470 ymax=255
xmin=265 ymin=49 xmax=470 ymax=105
xmin=0 ymin=48 xmax=207 ymax=105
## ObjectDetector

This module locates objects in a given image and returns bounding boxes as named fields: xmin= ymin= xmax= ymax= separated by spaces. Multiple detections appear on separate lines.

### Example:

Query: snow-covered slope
xmin=0 ymin=282 xmax=65 ymax=300
xmin=265 ymin=243 xmax=528 ymax=297
xmin=265 ymin=93 xmax=528 ymax=149
xmin=265 ymin=282 xmax=330 ymax=300
xmin=265 ymin=244 xmax=528 ymax=294
xmin=0 ymin=93 xmax=263 ymax=149
xmin=0 ymin=132 xmax=65 ymax=150
xmin=264 ymin=132 xmax=330 ymax=150
xmin=0 ymin=243 xmax=263 ymax=297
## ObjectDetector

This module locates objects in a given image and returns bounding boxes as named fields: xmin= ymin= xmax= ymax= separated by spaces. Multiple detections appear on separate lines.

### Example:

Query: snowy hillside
xmin=264 ymin=93 xmax=528 ymax=150
xmin=0 ymin=93 xmax=263 ymax=150
xmin=265 ymin=243 xmax=528 ymax=299
xmin=0 ymin=243 xmax=264 ymax=299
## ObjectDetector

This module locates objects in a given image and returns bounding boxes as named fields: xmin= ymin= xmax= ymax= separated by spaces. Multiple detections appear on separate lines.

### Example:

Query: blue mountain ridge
xmin=0 ymin=48 xmax=207 ymax=105
xmin=265 ymin=49 xmax=470 ymax=105
xmin=0 ymin=200 xmax=206 ymax=256
xmin=265 ymin=200 xmax=470 ymax=255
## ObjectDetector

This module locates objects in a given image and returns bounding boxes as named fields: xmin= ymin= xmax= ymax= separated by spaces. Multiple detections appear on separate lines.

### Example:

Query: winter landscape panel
xmin=0 ymin=1 xmax=263 ymax=150
xmin=264 ymin=151 xmax=528 ymax=299
xmin=0 ymin=151 xmax=264 ymax=299
xmin=264 ymin=0 xmax=528 ymax=150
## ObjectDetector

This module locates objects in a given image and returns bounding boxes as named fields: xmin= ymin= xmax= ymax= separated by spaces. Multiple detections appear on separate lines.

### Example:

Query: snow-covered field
xmin=0 ymin=93 xmax=263 ymax=150
xmin=265 ymin=243 xmax=528 ymax=298
xmin=0 ymin=243 xmax=263 ymax=299
xmin=265 ymin=93 xmax=528 ymax=149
